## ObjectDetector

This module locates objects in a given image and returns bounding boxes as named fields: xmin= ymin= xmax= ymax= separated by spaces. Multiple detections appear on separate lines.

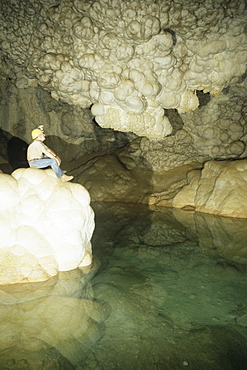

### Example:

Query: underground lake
xmin=0 ymin=202 xmax=246 ymax=369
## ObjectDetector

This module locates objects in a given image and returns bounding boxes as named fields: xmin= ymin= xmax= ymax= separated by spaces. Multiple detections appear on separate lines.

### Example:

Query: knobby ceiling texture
xmin=0 ymin=0 xmax=246 ymax=140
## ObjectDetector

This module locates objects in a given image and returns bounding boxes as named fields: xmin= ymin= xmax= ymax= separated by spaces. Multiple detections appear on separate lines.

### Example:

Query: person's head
xmin=31 ymin=127 xmax=45 ymax=141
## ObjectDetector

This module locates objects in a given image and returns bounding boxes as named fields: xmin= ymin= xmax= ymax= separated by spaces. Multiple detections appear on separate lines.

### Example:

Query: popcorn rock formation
xmin=0 ymin=168 xmax=94 ymax=284
xmin=0 ymin=0 xmax=246 ymax=139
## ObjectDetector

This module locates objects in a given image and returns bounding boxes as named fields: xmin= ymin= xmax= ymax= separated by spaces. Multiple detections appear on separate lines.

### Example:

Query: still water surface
xmin=0 ymin=202 xmax=247 ymax=369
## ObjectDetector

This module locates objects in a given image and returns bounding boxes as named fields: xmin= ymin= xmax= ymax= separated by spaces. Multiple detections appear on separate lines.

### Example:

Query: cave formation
xmin=0 ymin=0 xmax=247 ymax=217
xmin=0 ymin=167 xmax=94 ymax=284
xmin=0 ymin=2 xmax=247 ymax=367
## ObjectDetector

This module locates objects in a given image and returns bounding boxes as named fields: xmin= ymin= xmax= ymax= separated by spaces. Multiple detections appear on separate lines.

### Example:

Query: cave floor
xmin=0 ymin=202 xmax=247 ymax=369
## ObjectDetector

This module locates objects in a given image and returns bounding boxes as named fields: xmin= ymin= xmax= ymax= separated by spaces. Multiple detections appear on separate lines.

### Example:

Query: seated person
xmin=27 ymin=126 xmax=73 ymax=182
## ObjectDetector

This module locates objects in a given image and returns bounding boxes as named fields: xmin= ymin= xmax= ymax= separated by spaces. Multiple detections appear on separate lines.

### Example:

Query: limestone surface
xmin=173 ymin=159 xmax=247 ymax=218
xmin=0 ymin=0 xmax=246 ymax=139
xmin=0 ymin=168 xmax=94 ymax=285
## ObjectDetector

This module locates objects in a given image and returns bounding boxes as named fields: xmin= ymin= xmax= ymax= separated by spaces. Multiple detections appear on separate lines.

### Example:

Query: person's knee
xmin=50 ymin=158 xmax=57 ymax=165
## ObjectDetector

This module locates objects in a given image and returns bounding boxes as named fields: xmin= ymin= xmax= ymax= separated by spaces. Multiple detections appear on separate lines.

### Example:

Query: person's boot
xmin=61 ymin=174 xmax=74 ymax=182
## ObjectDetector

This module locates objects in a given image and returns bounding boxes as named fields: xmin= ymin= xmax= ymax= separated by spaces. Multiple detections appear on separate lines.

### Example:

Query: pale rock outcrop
xmin=121 ymin=130 xmax=203 ymax=172
xmin=181 ymin=83 xmax=247 ymax=161
xmin=0 ymin=168 xmax=94 ymax=284
xmin=0 ymin=0 xmax=246 ymax=139
xmin=173 ymin=159 xmax=247 ymax=218
xmin=118 ymin=79 xmax=247 ymax=172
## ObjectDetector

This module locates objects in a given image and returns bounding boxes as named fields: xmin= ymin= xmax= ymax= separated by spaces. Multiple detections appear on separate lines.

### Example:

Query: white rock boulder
xmin=0 ymin=168 xmax=94 ymax=285
xmin=173 ymin=159 xmax=247 ymax=218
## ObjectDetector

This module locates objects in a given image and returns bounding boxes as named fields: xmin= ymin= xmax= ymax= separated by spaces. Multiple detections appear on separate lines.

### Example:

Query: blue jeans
xmin=28 ymin=156 xmax=64 ymax=178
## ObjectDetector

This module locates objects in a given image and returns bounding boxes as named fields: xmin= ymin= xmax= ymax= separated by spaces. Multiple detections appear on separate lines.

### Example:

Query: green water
xmin=0 ymin=202 xmax=247 ymax=369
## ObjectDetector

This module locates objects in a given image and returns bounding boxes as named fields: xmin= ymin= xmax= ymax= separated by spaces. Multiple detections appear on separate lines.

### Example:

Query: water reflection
xmin=0 ymin=263 xmax=110 ymax=368
xmin=172 ymin=209 xmax=247 ymax=264
xmin=89 ymin=202 xmax=247 ymax=370
xmin=0 ymin=202 xmax=247 ymax=369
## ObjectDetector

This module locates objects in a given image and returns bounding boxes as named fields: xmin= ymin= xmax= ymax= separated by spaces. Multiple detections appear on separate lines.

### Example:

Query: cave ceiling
xmin=0 ymin=0 xmax=246 ymax=141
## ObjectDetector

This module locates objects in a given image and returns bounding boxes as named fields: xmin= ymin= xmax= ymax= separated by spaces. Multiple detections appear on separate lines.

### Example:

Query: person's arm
xmin=43 ymin=146 xmax=61 ymax=166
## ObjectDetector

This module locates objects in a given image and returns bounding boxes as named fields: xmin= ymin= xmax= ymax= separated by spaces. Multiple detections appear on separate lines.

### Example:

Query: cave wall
xmin=1 ymin=75 xmax=246 ymax=173
xmin=0 ymin=0 xmax=247 ymax=216
xmin=0 ymin=80 xmax=135 ymax=169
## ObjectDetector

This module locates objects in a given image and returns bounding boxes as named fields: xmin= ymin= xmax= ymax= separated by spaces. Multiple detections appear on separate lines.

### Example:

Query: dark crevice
xmin=196 ymin=90 xmax=211 ymax=108
xmin=164 ymin=108 xmax=184 ymax=136
xmin=163 ymin=28 xmax=177 ymax=45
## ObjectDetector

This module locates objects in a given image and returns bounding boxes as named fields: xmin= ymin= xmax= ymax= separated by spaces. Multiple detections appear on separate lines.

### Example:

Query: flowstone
xmin=173 ymin=159 xmax=247 ymax=218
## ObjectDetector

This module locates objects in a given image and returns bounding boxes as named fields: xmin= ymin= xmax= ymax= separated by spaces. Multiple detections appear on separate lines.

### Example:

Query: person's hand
xmin=55 ymin=156 xmax=61 ymax=166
